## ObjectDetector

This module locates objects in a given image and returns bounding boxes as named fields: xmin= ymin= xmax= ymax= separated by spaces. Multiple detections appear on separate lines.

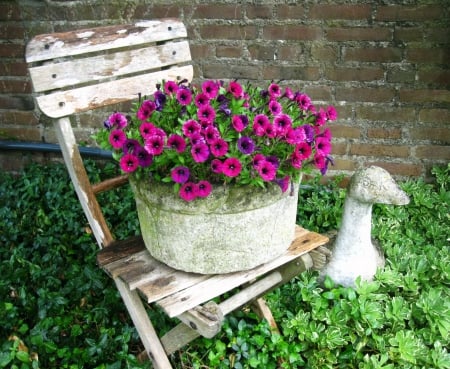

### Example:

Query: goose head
xmin=349 ymin=166 xmax=410 ymax=206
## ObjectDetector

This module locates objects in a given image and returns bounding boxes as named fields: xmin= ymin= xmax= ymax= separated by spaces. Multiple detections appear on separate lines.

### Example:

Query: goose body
xmin=320 ymin=166 xmax=409 ymax=287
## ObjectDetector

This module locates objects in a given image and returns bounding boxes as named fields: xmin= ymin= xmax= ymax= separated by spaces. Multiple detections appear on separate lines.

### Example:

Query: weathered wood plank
xmin=156 ymin=227 xmax=328 ymax=318
xmin=97 ymin=236 xmax=146 ymax=266
xmin=26 ymin=19 xmax=188 ymax=63
xmin=92 ymin=174 xmax=129 ymax=195
xmin=29 ymin=41 xmax=191 ymax=93
xmin=35 ymin=64 xmax=193 ymax=118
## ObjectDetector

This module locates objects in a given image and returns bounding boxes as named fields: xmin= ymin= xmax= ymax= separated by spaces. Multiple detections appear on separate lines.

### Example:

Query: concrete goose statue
xmin=320 ymin=166 xmax=410 ymax=287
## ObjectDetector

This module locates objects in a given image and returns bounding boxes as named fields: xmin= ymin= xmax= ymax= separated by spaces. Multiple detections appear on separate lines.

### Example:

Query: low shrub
xmin=1 ymin=161 xmax=449 ymax=368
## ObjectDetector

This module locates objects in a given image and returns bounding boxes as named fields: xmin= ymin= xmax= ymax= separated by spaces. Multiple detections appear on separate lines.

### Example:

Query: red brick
xmin=193 ymin=4 xmax=243 ymax=19
xmin=418 ymin=69 xmax=450 ymax=88
xmin=203 ymin=63 xmax=260 ymax=80
xmin=357 ymin=106 xmax=416 ymax=123
xmin=325 ymin=67 xmax=384 ymax=82
xmin=199 ymin=25 xmax=257 ymax=40
xmin=0 ymin=3 xmax=21 ymax=21
xmin=336 ymin=87 xmax=395 ymax=103
xmin=0 ymin=110 xmax=39 ymax=125
xmin=276 ymin=5 xmax=305 ymax=19
xmin=344 ymin=47 xmax=402 ymax=62
xmin=419 ymin=109 xmax=450 ymax=125
xmin=0 ymin=80 xmax=32 ymax=94
xmin=367 ymin=128 xmax=403 ymax=140
xmin=387 ymin=68 xmax=415 ymax=83
xmin=327 ymin=27 xmax=391 ymax=42
xmin=415 ymin=145 xmax=450 ymax=160
xmin=426 ymin=28 xmax=450 ymax=44
xmin=329 ymin=125 xmax=361 ymax=139
xmin=278 ymin=45 xmax=305 ymax=61
xmin=394 ymin=27 xmax=424 ymax=43
xmin=331 ymin=158 xmax=357 ymax=171
xmin=406 ymin=48 xmax=450 ymax=64
xmin=0 ymin=126 xmax=41 ymax=141
xmin=309 ymin=4 xmax=371 ymax=20
xmin=0 ymin=61 xmax=27 ymax=77
xmin=246 ymin=5 xmax=273 ymax=19
xmin=144 ymin=4 xmax=181 ymax=18
xmin=399 ymin=89 xmax=450 ymax=104
xmin=0 ymin=24 xmax=25 ymax=39
xmin=263 ymin=25 xmax=322 ymax=41
xmin=190 ymin=44 xmax=214 ymax=59
xmin=303 ymin=86 xmax=333 ymax=101
xmin=376 ymin=5 xmax=443 ymax=21
xmin=262 ymin=66 xmax=320 ymax=81
xmin=248 ymin=44 xmax=276 ymax=61
xmin=216 ymin=46 xmax=242 ymax=59
xmin=0 ymin=43 xmax=24 ymax=58
xmin=350 ymin=144 xmax=410 ymax=158
xmin=410 ymin=128 xmax=450 ymax=143
xmin=311 ymin=44 xmax=338 ymax=62
xmin=330 ymin=142 xmax=348 ymax=155
xmin=367 ymin=161 xmax=422 ymax=177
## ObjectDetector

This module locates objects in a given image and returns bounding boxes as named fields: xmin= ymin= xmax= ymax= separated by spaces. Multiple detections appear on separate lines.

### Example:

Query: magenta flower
xmin=296 ymin=93 xmax=312 ymax=110
xmin=268 ymin=83 xmax=282 ymax=99
xmin=176 ymin=87 xmax=192 ymax=106
xmin=237 ymin=136 xmax=255 ymax=155
xmin=202 ymin=80 xmax=219 ymax=99
xmin=284 ymin=87 xmax=295 ymax=100
xmin=295 ymin=142 xmax=312 ymax=160
xmin=275 ymin=176 xmax=290 ymax=193
xmin=120 ymin=153 xmax=138 ymax=173
xmin=109 ymin=129 xmax=127 ymax=149
xmin=164 ymin=80 xmax=178 ymax=95
xmin=228 ymin=81 xmax=244 ymax=99
xmin=144 ymin=135 xmax=164 ymax=155
xmin=179 ymin=182 xmax=198 ymax=202
xmin=264 ymin=122 xmax=276 ymax=138
xmin=222 ymin=157 xmax=242 ymax=177
xmin=273 ymin=113 xmax=292 ymax=135
xmin=232 ymin=114 xmax=248 ymax=132
xmin=190 ymin=133 xmax=205 ymax=146
xmin=253 ymin=114 xmax=270 ymax=136
xmin=135 ymin=146 xmax=153 ymax=167
xmin=314 ymin=154 xmax=326 ymax=172
xmin=139 ymin=122 xmax=156 ymax=139
xmin=252 ymin=153 xmax=266 ymax=169
xmin=197 ymin=105 xmax=216 ymax=124
xmin=182 ymin=119 xmax=201 ymax=137
xmin=195 ymin=93 xmax=210 ymax=107
xmin=108 ymin=112 xmax=128 ymax=129
xmin=211 ymin=159 xmax=223 ymax=174
xmin=136 ymin=100 xmax=156 ymax=121
xmin=203 ymin=125 xmax=220 ymax=144
xmin=321 ymin=127 xmax=332 ymax=141
xmin=197 ymin=180 xmax=212 ymax=198
xmin=257 ymin=160 xmax=277 ymax=181
xmin=286 ymin=126 xmax=306 ymax=145
xmin=123 ymin=139 xmax=140 ymax=154
xmin=210 ymin=138 xmax=229 ymax=157
xmin=269 ymin=100 xmax=282 ymax=115
xmin=315 ymin=136 xmax=332 ymax=156
xmin=191 ymin=143 xmax=210 ymax=163
xmin=315 ymin=108 xmax=327 ymax=126
xmin=171 ymin=166 xmax=190 ymax=183
xmin=326 ymin=106 xmax=338 ymax=121
xmin=167 ymin=134 xmax=186 ymax=153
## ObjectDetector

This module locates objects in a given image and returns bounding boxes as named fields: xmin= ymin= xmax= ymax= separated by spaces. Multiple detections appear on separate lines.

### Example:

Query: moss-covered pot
xmin=130 ymin=178 xmax=300 ymax=274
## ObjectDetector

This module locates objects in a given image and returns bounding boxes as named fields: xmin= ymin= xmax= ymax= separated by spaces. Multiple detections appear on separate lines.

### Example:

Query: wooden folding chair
xmin=25 ymin=19 xmax=329 ymax=368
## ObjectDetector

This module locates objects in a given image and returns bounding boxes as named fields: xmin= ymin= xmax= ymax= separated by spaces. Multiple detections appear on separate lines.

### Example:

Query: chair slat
xmin=34 ymin=64 xmax=193 ymax=118
xmin=29 ymin=41 xmax=191 ymax=93
xmin=92 ymin=174 xmax=129 ymax=195
xmin=25 ymin=19 xmax=188 ymax=63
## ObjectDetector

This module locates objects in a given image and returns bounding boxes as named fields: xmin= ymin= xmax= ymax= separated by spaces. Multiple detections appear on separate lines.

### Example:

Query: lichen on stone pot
xmin=129 ymin=177 xmax=300 ymax=274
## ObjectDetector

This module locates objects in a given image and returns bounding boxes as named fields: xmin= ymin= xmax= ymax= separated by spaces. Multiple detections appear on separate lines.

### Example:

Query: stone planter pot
xmin=130 ymin=178 xmax=300 ymax=274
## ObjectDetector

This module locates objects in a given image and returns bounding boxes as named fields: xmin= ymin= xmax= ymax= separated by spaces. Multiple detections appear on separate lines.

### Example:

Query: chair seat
xmin=98 ymin=226 xmax=328 ymax=318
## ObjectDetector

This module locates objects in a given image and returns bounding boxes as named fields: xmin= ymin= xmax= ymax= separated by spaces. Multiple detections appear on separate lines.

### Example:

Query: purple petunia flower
xmin=122 ymin=139 xmax=140 ymax=154
xmin=266 ymin=155 xmax=280 ymax=169
xmin=302 ymin=124 xmax=315 ymax=143
xmin=119 ymin=153 xmax=138 ymax=173
xmin=179 ymin=182 xmax=198 ymax=202
xmin=326 ymin=106 xmax=338 ymax=121
xmin=269 ymin=100 xmax=282 ymax=115
xmin=315 ymin=108 xmax=327 ymax=126
xmin=237 ymin=136 xmax=255 ymax=155
xmin=275 ymin=176 xmax=291 ymax=193
xmin=167 ymin=134 xmax=186 ymax=153
xmin=191 ymin=142 xmax=210 ymax=163
xmin=295 ymin=93 xmax=312 ymax=111
xmin=315 ymin=136 xmax=332 ymax=156
xmin=203 ymin=125 xmax=220 ymax=144
xmin=139 ymin=122 xmax=156 ymax=139
xmin=182 ymin=119 xmax=201 ymax=138
xmin=171 ymin=166 xmax=190 ymax=183
xmin=268 ymin=83 xmax=282 ymax=99
xmin=210 ymin=138 xmax=229 ymax=157
xmin=195 ymin=93 xmax=210 ymax=107
xmin=228 ymin=81 xmax=244 ymax=99
xmin=153 ymin=90 xmax=166 ymax=111
xmin=164 ymin=80 xmax=179 ymax=95
xmin=109 ymin=129 xmax=127 ymax=149
xmin=202 ymin=80 xmax=219 ymax=99
xmin=197 ymin=180 xmax=212 ymax=198
xmin=253 ymin=114 xmax=270 ymax=136
xmin=285 ymin=126 xmax=306 ymax=145
xmin=222 ymin=157 xmax=242 ymax=177
xmin=135 ymin=146 xmax=153 ymax=167
xmin=273 ymin=114 xmax=292 ymax=135
xmin=295 ymin=142 xmax=312 ymax=161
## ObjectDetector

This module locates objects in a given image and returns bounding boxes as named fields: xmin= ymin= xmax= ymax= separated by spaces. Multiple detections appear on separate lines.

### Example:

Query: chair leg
xmin=250 ymin=298 xmax=280 ymax=334
xmin=114 ymin=278 xmax=173 ymax=369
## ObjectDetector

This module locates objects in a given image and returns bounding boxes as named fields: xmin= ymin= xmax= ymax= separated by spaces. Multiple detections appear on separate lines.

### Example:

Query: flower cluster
xmin=95 ymin=79 xmax=337 ymax=201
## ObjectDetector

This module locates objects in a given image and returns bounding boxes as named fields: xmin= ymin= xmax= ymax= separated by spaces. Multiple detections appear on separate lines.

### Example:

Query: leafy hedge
xmin=1 ymin=162 xmax=449 ymax=368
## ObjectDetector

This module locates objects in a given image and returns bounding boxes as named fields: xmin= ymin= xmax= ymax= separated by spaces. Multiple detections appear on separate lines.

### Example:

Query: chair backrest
xmin=25 ymin=19 xmax=193 ymax=248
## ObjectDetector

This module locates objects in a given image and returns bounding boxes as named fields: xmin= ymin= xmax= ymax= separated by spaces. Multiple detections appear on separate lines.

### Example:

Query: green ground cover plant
xmin=1 ymin=161 xmax=449 ymax=368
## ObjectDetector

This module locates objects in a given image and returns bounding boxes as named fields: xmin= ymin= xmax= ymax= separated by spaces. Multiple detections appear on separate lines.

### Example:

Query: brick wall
xmin=1 ymin=0 xmax=449 ymax=179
